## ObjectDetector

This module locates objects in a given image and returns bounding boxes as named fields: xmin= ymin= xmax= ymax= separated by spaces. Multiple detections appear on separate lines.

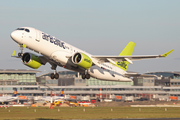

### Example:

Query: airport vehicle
xmin=64 ymin=99 xmax=79 ymax=107
xmin=52 ymin=100 xmax=64 ymax=106
xmin=11 ymin=27 xmax=173 ymax=81
xmin=0 ymin=88 xmax=18 ymax=104
xmin=69 ymin=101 xmax=79 ymax=107
xmin=78 ymin=101 xmax=91 ymax=106
xmin=41 ymin=89 xmax=65 ymax=102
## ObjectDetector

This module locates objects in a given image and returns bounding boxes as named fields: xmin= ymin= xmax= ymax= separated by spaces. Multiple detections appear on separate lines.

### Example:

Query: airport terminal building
xmin=0 ymin=69 xmax=40 ymax=85
xmin=1 ymin=69 xmax=180 ymax=101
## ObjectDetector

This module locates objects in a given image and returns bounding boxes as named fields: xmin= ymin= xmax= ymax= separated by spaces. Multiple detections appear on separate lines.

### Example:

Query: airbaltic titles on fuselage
xmin=42 ymin=33 xmax=67 ymax=49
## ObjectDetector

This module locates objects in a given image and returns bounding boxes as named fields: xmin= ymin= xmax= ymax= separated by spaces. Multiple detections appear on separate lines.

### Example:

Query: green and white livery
xmin=11 ymin=27 xmax=173 ymax=81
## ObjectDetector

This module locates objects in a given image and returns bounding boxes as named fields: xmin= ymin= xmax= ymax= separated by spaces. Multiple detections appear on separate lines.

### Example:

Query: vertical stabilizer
xmin=60 ymin=88 xmax=64 ymax=96
xmin=12 ymin=88 xmax=17 ymax=97
xmin=116 ymin=41 xmax=135 ymax=71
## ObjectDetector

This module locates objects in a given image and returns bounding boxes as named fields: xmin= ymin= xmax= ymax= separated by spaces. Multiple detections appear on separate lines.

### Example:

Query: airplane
xmin=40 ymin=88 xmax=67 ymax=102
xmin=10 ymin=27 xmax=174 ymax=82
xmin=0 ymin=88 xmax=18 ymax=104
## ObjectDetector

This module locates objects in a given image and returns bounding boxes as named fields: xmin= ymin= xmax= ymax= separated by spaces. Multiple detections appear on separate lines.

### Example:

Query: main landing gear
xmin=50 ymin=64 xmax=59 ymax=79
xmin=82 ymin=73 xmax=90 ymax=79
xmin=50 ymin=72 xmax=59 ymax=79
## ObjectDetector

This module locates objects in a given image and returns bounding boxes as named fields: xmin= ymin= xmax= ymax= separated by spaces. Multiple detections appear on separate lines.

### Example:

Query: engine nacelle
xmin=72 ymin=52 xmax=92 ymax=69
xmin=21 ymin=52 xmax=41 ymax=69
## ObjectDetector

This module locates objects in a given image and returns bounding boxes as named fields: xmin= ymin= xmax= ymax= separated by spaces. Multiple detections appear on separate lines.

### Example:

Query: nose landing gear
xmin=18 ymin=44 xmax=24 ymax=57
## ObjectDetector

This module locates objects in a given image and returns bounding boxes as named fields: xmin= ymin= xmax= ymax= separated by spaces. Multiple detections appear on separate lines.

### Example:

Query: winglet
xmin=162 ymin=49 xmax=174 ymax=57
xmin=11 ymin=50 xmax=21 ymax=58
xmin=12 ymin=50 xmax=16 ymax=56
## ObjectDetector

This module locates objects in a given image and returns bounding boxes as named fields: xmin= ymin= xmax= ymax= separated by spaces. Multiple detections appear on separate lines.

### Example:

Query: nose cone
xmin=10 ymin=31 xmax=22 ymax=44
xmin=11 ymin=31 xmax=18 ymax=41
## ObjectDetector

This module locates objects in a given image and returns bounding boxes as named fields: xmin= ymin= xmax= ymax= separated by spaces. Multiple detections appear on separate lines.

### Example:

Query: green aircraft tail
xmin=116 ymin=41 xmax=135 ymax=71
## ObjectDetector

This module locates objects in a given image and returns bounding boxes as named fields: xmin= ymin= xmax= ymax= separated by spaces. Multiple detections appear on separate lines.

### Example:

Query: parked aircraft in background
xmin=11 ymin=27 xmax=173 ymax=81
xmin=41 ymin=89 xmax=66 ymax=102
xmin=0 ymin=88 xmax=18 ymax=103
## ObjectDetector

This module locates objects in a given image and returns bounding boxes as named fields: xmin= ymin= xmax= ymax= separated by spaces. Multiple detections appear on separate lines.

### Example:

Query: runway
xmin=24 ymin=118 xmax=180 ymax=120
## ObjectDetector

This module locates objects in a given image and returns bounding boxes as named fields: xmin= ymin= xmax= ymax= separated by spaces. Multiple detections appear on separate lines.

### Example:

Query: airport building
xmin=1 ymin=85 xmax=180 ymax=101
xmin=0 ymin=69 xmax=40 ymax=85
xmin=133 ymin=71 xmax=180 ymax=87
xmin=147 ymin=71 xmax=180 ymax=87
xmin=1 ymin=69 xmax=180 ymax=101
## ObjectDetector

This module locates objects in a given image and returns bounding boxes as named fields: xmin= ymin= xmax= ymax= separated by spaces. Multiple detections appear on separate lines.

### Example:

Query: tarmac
xmin=95 ymin=101 xmax=180 ymax=107
xmin=107 ymin=118 xmax=180 ymax=120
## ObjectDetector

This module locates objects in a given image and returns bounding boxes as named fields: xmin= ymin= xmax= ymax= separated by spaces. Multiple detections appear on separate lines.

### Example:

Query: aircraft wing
xmin=125 ymin=73 xmax=157 ymax=77
xmin=11 ymin=50 xmax=51 ymax=65
xmin=91 ymin=49 xmax=174 ymax=65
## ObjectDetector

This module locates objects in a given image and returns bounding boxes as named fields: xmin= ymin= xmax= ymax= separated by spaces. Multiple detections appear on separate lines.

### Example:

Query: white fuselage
xmin=11 ymin=27 xmax=132 ymax=82
xmin=41 ymin=96 xmax=65 ymax=102
xmin=0 ymin=96 xmax=18 ymax=102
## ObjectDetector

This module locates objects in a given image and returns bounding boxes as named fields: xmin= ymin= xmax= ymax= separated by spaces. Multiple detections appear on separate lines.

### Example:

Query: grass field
xmin=0 ymin=106 xmax=180 ymax=119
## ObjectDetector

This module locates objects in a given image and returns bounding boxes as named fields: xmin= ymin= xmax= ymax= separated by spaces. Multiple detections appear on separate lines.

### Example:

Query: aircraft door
xmin=35 ymin=30 xmax=41 ymax=42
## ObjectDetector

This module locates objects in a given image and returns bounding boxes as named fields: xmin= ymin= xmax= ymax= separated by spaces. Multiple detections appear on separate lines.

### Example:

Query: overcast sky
xmin=0 ymin=0 xmax=179 ymax=75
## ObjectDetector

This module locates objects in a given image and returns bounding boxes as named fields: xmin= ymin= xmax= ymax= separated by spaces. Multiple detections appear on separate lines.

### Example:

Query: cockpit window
xmin=25 ymin=29 xmax=30 ymax=32
xmin=16 ymin=28 xmax=25 ymax=30
xmin=16 ymin=28 xmax=30 ymax=32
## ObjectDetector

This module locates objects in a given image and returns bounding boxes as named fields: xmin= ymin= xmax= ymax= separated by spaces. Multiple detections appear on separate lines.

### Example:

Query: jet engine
xmin=72 ymin=52 xmax=92 ymax=69
xmin=21 ymin=52 xmax=41 ymax=69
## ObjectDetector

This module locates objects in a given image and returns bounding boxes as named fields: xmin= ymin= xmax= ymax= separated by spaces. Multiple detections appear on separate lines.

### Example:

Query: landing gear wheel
xmin=82 ymin=73 xmax=86 ymax=79
xmin=54 ymin=73 xmax=59 ymax=79
xmin=82 ymin=73 xmax=90 ymax=79
xmin=50 ymin=73 xmax=59 ymax=79
xmin=86 ymin=74 xmax=90 ymax=79
xmin=18 ymin=53 xmax=23 ymax=57
xmin=50 ymin=73 xmax=55 ymax=79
